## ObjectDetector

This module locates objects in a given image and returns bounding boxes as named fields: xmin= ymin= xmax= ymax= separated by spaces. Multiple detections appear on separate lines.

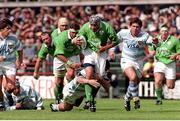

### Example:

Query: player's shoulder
xmin=139 ymin=30 xmax=149 ymax=37
xmin=169 ymin=35 xmax=179 ymax=42
xmin=51 ymin=28 xmax=58 ymax=34
xmin=81 ymin=22 xmax=90 ymax=29
xmin=117 ymin=29 xmax=130 ymax=36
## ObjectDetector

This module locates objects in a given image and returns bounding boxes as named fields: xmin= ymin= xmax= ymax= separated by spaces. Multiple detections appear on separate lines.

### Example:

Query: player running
xmin=78 ymin=15 xmax=119 ymax=112
xmin=117 ymin=17 xmax=153 ymax=111
xmin=150 ymin=26 xmax=180 ymax=105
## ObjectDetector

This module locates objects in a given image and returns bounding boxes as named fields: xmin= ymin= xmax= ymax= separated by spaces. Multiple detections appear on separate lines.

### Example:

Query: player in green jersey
xmin=150 ymin=26 xmax=180 ymax=105
xmin=78 ymin=15 xmax=119 ymax=112
xmin=51 ymin=17 xmax=69 ymax=103
xmin=51 ymin=17 xmax=69 ymax=39
xmin=53 ymin=23 xmax=84 ymax=96
xmin=33 ymin=32 xmax=55 ymax=79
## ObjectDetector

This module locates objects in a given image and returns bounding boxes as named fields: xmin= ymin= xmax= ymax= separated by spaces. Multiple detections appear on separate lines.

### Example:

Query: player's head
xmin=69 ymin=23 xmax=80 ymax=39
xmin=160 ymin=25 xmax=169 ymax=40
xmin=40 ymin=32 xmax=52 ymax=46
xmin=0 ymin=18 xmax=13 ymax=37
xmin=129 ymin=17 xmax=142 ymax=37
xmin=89 ymin=15 xmax=101 ymax=32
xmin=58 ymin=17 xmax=69 ymax=32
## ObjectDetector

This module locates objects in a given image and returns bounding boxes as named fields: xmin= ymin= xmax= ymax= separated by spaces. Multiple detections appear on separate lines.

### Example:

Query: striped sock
xmin=125 ymin=85 xmax=132 ymax=101
xmin=129 ymin=82 xmax=139 ymax=98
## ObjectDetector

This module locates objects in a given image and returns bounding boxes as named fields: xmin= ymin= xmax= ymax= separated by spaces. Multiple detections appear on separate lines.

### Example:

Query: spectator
xmin=142 ymin=55 xmax=155 ymax=78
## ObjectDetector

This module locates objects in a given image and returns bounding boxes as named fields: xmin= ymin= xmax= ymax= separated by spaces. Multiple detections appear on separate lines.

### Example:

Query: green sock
xmin=85 ymin=84 xmax=93 ymax=102
xmin=155 ymin=87 xmax=162 ymax=100
xmin=54 ymin=84 xmax=63 ymax=100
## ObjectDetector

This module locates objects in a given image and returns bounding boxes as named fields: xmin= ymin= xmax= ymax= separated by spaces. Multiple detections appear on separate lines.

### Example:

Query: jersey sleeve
xmin=176 ymin=38 xmax=180 ymax=53
xmin=78 ymin=23 xmax=88 ymax=41
xmin=38 ymin=44 xmax=48 ymax=59
xmin=107 ymin=24 xmax=119 ymax=46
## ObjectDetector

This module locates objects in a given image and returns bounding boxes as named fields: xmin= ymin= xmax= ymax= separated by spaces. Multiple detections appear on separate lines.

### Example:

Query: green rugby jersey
xmin=54 ymin=30 xmax=81 ymax=58
xmin=79 ymin=21 xmax=119 ymax=52
xmin=51 ymin=28 xmax=60 ymax=40
xmin=149 ymin=35 xmax=180 ymax=64
xmin=38 ymin=43 xmax=55 ymax=59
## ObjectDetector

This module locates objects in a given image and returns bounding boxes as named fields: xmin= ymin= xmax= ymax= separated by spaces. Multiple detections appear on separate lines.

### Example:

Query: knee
xmin=167 ymin=84 xmax=175 ymax=89
xmin=155 ymin=81 xmax=162 ymax=87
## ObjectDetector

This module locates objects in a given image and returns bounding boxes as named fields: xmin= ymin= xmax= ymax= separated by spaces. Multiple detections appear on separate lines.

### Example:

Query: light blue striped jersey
xmin=0 ymin=33 xmax=22 ymax=62
xmin=117 ymin=29 xmax=152 ymax=60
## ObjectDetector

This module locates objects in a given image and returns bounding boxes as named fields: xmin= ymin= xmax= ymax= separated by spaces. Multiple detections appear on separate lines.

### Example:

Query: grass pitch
xmin=1 ymin=98 xmax=180 ymax=120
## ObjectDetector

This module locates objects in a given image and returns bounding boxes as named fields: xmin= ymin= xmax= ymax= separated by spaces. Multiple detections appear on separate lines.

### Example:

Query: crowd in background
xmin=0 ymin=4 xmax=179 ymax=73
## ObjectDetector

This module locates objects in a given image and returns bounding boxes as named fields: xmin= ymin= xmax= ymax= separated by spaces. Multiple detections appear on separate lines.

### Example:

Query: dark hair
xmin=0 ymin=18 xmax=13 ymax=30
xmin=41 ymin=32 xmax=50 ymax=36
xmin=161 ymin=24 xmax=169 ymax=29
xmin=129 ymin=17 xmax=142 ymax=28
xmin=69 ymin=23 xmax=80 ymax=31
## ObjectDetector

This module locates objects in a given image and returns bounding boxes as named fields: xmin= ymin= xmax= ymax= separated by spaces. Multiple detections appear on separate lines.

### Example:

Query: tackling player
xmin=50 ymin=69 xmax=100 ymax=112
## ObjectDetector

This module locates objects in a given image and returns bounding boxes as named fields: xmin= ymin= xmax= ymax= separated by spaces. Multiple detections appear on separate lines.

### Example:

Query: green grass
xmin=1 ymin=98 xmax=180 ymax=120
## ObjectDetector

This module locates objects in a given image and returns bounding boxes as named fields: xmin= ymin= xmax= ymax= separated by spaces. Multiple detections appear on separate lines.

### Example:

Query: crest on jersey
xmin=99 ymin=30 xmax=104 ymax=35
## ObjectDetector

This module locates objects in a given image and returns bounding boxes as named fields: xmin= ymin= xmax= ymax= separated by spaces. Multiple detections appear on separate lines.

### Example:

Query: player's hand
xmin=0 ymin=56 xmax=5 ymax=62
xmin=75 ymin=38 xmax=84 ymax=46
xmin=70 ymin=63 xmax=82 ymax=69
xmin=88 ymin=79 xmax=100 ymax=88
xmin=152 ymin=38 xmax=159 ymax=44
xmin=16 ymin=103 xmax=23 ymax=109
xmin=33 ymin=73 xmax=40 ymax=79
xmin=170 ymin=53 xmax=180 ymax=60
xmin=170 ymin=54 xmax=177 ymax=60
xmin=109 ymin=50 xmax=116 ymax=61
xmin=176 ymin=55 xmax=180 ymax=60
xmin=72 ymin=37 xmax=82 ymax=45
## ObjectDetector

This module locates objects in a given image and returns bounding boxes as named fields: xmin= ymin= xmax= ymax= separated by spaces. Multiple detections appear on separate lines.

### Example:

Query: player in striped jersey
xmin=0 ymin=18 xmax=23 ymax=110
xmin=117 ymin=17 xmax=153 ymax=111
xmin=50 ymin=69 xmax=100 ymax=112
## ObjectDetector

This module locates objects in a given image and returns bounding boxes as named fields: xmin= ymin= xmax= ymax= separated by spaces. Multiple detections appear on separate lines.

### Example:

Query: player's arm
xmin=16 ymin=49 xmax=23 ymax=68
xmin=54 ymin=38 xmax=81 ymax=69
xmin=98 ymin=25 xmax=120 ymax=53
xmin=170 ymin=39 xmax=180 ymax=60
xmin=146 ymin=35 xmax=156 ymax=56
xmin=33 ymin=57 xmax=44 ymax=79
xmin=77 ymin=76 xmax=100 ymax=88
xmin=33 ymin=44 xmax=48 ymax=79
